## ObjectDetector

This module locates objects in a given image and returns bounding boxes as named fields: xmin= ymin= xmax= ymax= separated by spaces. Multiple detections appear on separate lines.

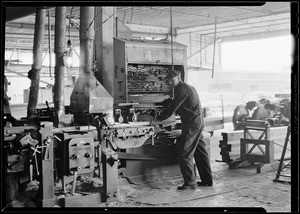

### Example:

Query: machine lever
xmin=44 ymin=139 xmax=51 ymax=160
xmin=71 ymin=171 xmax=78 ymax=195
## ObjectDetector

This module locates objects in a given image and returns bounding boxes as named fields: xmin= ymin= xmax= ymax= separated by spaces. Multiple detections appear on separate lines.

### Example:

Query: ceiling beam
xmin=177 ymin=13 xmax=290 ymax=34
xmin=125 ymin=23 xmax=169 ymax=35
xmin=6 ymin=22 xmax=79 ymax=35
xmin=6 ymin=7 xmax=38 ymax=22
xmin=220 ymin=29 xmax=292 ymax=43
xmin=5 ymin=7 xmax=55 ymax=22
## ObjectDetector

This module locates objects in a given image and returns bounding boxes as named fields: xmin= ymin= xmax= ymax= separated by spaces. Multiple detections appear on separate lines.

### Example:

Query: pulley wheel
xmin=232 ymin=105 xmax=248 ymax=130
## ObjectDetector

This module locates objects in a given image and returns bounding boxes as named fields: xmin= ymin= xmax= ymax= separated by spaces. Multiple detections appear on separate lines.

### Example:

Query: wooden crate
xmin=219 ymin=126 xmax=290 ymax=163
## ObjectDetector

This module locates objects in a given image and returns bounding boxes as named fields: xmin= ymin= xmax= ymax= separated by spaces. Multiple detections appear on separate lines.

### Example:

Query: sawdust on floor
xmin=5 ymin=125 xmax=292 ymax=212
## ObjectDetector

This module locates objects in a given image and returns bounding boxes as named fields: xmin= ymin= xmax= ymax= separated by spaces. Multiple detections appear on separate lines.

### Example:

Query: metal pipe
xmin=211 ymin=16 xmax=217 ymax=79
xmin=27 ymin=7 xmax=46 ymax=118
xmin=80 ymin=7 xmax=95 ymax=74
xmin=170 ymin=6 xmax=174 ymax=71
xmin=54 ymin=7 xmax=67 ymax=119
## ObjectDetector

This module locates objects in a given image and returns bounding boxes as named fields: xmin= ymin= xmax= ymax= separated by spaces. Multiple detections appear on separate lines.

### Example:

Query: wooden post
xmin=80 ymin=7 xmax=95 ymax=75
xmin=48 ymin=10 xmax=53 ymax=77
xmin=54 ymin=7 xmax=67 ymax=123
xmin=27 ymin=7 xmax=46 ymax=118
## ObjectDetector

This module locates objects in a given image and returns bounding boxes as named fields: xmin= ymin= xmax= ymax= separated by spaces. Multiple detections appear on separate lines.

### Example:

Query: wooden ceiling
xmin=4 ymin=2 xmax=292 ymax=51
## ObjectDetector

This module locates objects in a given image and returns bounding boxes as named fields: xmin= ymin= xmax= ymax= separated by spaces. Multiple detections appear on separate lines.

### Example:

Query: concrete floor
xmin=110 ymin=126 xmax=292 ymax=212
xmin=6 ymin=124 xmax=292 ymax=212
xmin=114 ymin=162 xmax=291 ymax=212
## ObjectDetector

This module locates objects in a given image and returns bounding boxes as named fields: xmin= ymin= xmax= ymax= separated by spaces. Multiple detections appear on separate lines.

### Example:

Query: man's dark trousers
xmin=176 ymin=116 xmax=212 ymax=185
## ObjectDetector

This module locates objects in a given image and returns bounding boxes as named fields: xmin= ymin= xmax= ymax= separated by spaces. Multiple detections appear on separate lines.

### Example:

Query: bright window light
xmin=221 ymin=35 xmax=293 ymax=72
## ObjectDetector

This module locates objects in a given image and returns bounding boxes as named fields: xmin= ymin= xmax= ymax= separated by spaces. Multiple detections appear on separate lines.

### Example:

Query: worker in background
xmin=150 ymin=70 xmax=213 ymax=190
xmin=251 ymin=99 xmax=271 ymax=121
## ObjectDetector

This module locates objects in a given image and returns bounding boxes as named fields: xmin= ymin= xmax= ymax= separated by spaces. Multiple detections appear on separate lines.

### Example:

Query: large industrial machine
xmin=232 ymin=97 xmax=291 ymax=131
xmin=3 ymin=35 xmax=224 ymax=207
xmin=2 ymin=38 xmax=184 ymax=207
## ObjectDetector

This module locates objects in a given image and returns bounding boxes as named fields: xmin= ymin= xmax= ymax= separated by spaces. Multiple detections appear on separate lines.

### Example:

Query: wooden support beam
xmin=125 ymin=23 xmax=169 ymax=35
xmin=54 ymin=7 xmax=67 ymax=122
xmin=48 ymin=10 xmax=53 ymax=77
xmin=221 ymin=29 xmax=291 ymax=43
xmin=27 ymin=8 xmax=46 ymax=118
xmin=80 ymin=7 xmax=95 ymax=74
xmin=6 ymin=7 xmax=41 ymax=22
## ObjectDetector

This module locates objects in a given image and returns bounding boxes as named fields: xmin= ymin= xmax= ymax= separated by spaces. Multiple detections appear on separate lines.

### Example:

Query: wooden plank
xmin=220 ymin=141 xmax=290 ymax=163
xmin=221 ymin=154 xmax=240 ymax=163
xmin=242 ymin=153 xmax=270 ymax=164
xmin=59 ymin=193 xmax=102 ymax=207
xmin=223 ymin=149 xmax=290 ymax=162
xmin=244 ymin=119 xmax=269 ymax=129
xmin=225 ymin=138 xmax=289 ymax=158
xmin=221 ymin=126 xmax=288 ymax=141
xmin=257 ymin=161 xmax=281 ymax=173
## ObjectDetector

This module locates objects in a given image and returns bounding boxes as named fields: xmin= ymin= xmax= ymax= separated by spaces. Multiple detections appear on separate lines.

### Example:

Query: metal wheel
xmin=232 ymin=105 xmax=248 ymax=131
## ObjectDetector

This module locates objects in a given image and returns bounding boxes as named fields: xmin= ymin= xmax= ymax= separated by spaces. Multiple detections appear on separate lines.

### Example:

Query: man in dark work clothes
xmin=151 ymin=70 xmax=213 ymax=190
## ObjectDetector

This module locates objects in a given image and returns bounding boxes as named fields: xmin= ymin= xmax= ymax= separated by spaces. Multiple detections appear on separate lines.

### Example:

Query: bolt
xmin=70 ymin=154 xmax=79 ymax=159
xmin=85 ymin=153 xmax=93 ymax=158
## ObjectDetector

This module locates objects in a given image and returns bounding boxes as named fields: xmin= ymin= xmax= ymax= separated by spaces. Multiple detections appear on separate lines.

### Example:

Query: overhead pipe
xmin=69 ymin=6 xmax=95 ymax=114
xmin=70 ymin=7 xmax=114 ymax=117
xmin=80 ymin=6 xmax=95 ymax=74
xmin=54 ymin=7 xmax=67 ymax=122
xmin=27 ymin=7 xmax=46 ymax=118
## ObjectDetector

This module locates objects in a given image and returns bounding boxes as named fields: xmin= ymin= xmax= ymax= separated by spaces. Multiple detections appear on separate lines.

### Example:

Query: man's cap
xmin=165 ymin=70 xmax=181 ymax=79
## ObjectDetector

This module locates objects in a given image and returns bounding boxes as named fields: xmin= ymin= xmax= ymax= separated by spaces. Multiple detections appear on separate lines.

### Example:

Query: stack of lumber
xmin=219 ymin=126 xmax=290 ymax=163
